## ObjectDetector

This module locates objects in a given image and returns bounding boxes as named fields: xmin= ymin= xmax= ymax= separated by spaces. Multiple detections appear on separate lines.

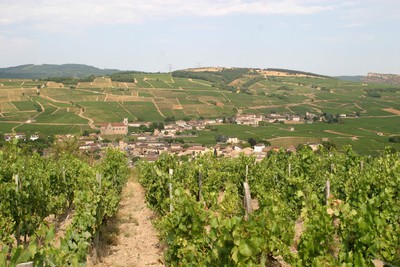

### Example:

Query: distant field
xmin=78 ymin=101 xmax=136 ymax=123
xmin=182 ymin=116 xmax=400 ymax=155
xmin=15 ymin=124 xmax=92 ymax=135
xmin=12 ymin=100 xmax=38 ymax=111
xmin=0 ymin=122 xmax=20 ymax=133
xmin=1 ymin=72 xmax=400 ymax=154
xmin=35 ymin=106 xmax=88 ymax=124
xmin=122 ymin=101 xmax=165 ymax=121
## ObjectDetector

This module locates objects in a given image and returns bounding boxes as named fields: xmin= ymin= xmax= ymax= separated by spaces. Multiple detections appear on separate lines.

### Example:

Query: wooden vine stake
xmin=245 ymin=165 xmax=249 ymax=182
xmin=93 ymin=173 xmax=102 ymax=263
xmin=243 ymin=182 xmax=253 ymax=221
xmin=14 ymin=174 xmax=21 ymax=246
xmin=326 ymin=180 xmax=331 ymax=206
xmin=360 ymin=160 xmax=364 ymax=171
xmin=198 ymin=172 xmax=203 ymax=202
xmin=14 ymin=174 xmax=19 ymax=192
xmin=330 ymin=163 xmax=334 ymax=173
xmin=96 ymin=173 xmax=102 ymax=188
xmin=288 ymin=163 xmax=291 ymax=177
xmin=16 ymin=262 xmax=33 ymax=267
xmin=169 ymin=169 xmax=174 ymax=212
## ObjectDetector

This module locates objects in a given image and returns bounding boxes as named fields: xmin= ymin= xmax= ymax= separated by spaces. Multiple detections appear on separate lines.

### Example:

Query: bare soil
xmin=87 ymin=174 xmax=164 ymax=267
xmin=382 ymin=108 xmax=400 ymax=115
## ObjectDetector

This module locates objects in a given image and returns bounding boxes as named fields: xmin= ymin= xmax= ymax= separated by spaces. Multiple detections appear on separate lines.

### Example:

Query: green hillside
xmin=1 ymin=67 xmax=400 ymax=154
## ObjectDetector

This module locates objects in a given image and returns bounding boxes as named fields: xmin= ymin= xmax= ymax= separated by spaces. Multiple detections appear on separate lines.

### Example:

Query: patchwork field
xmin=1 ymin=70 xmax=399 ymax=154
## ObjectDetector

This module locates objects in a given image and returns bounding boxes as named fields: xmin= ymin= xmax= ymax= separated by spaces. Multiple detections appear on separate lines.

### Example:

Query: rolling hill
xmin=1 ymin=66 xmax=400 ymax=154
xmin=362 ymin=72 xmax=400 ymax=85
xmin=0 ymin=64 xmax=122 ymax=79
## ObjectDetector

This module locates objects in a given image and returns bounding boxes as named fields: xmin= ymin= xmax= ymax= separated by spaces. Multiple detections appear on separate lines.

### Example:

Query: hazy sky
xmin=0 ymin=0 xmax=399 ymax=75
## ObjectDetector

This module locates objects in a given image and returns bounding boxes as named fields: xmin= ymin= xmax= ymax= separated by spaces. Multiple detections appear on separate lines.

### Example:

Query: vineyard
xmin=138 ymin=146 xmax=400 ymax=266
xmin=0 ymin=143 xmax=129 ymax=266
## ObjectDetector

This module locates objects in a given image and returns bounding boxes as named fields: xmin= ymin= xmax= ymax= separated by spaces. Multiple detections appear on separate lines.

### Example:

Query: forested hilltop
xmin=0 ymin=64 xmax=121 ymax=79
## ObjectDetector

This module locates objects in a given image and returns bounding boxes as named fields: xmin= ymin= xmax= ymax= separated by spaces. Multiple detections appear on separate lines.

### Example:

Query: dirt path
xmin=324 ymin=130 xmax=358 ymax=137
xmin=41 ymin=94 xmax=71 ymax=104
xmin=50 ymin=107 xmax=60 ymax=116
xmin=143 ymin=78 xmax=155 ymax=89
xmin=117 ymin=102 xmax=137 ymax=120
xmin=188 ymin=78 xmax=212 ymax=87
xmin=152 ymin=99 xmax=166 ymax=118
xmin=354 ymin=103 xmax=366 ymax=113
xmin=88 ymin=175 xmax=164 ymax=267
xmin=77 ymin=108 xmax=98 ymax=130
xmin=11 ymin=99 xmax=45 ymax=132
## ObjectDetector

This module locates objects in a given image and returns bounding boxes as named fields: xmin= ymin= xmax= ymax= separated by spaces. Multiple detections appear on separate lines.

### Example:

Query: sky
xmin=0 ymin=0 xmax=399 ymax=76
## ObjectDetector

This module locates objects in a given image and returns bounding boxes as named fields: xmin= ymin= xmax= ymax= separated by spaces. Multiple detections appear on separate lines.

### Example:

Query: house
xmin=236 ymin=115 xmax=264 ymax=126
xmin=175 ymin=120 xmax=187 ymax=127
xmin=234 ymin=146 xmax=242 ymax=151
xmin=287 ymin=146 xmax=297 ymax=153
xmin=79 ymin=143 xmax=100 ymax=151
xmin=15 ymin=133 xmax=26 ymax=141
xmin=241 ymin=147 xmax=254 ymax=156
xmin=119 ymin=140 xmax=127 ymax=151
xmin=170 ymin=143 xmax=183 ymax=150
xmin=227 ymin=137 xmax=239 ymax=144
xmin=185 ymin=146 xmax=208 ymax=156
xmin=137 ymin=135 xmax=148 ymax=141
xmin=169 ymin=143 xmax=184 ymax=154
xmin=30 ymin=134 xmax=39 ymax=141
xmin=265 ymin=113 xmax=287 ymax=123
xmin=308 ymin=143 xmax=321 ymax=151
xmin=100 ymin=122 xmax=128 ymax=135
xmin=4 ymin=134 xmax=12 ymax=141
xmin=253 ymin=143 xmax=265 ymax=153
xmin=291 ymin=116 xmax=301 ymax=122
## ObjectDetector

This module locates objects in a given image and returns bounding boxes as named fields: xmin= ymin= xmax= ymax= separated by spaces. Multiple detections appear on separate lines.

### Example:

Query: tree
xmin=138 ymin=124 xmax=148 ymax=132
xmin=215 ymin=135 xmax=228 ymax=143
xmin=259 ymin=140 xmax=271 ymax=146
xmin=51 ymin=136 xmax=80 ymax=159
xmin=389 ymin=136 xmax=400 ymax=143
xmin=321 ymin=141 xmax=337 ymax=150
xmin=149 ymin=122 xmax=164 ymax=131
xmin=248 ymin=137 xmax=257 ymax=147
xmin=164 ymin=116 xmax=175 ymax=123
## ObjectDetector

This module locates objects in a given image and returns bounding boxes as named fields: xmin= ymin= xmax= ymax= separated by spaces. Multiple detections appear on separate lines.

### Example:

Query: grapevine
xmin=138 ymin=146 xmax=400 ymax=266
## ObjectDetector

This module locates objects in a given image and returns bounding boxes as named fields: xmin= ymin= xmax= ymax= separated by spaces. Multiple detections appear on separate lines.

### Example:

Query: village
xmin=79 ymin=112 xmax=330 ymax=162
xmin=3 ymin=111 xmax=352 ymax=162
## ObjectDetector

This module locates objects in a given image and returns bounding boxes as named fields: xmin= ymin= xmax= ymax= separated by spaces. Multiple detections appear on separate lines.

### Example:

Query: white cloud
xmin=339 ymin=0 xmax=400 ymax=26
xmin=342 ymin=22 xmax=364 ymax=28
xmin=0 ymin=34 xmax=34 ymax=52
xmin=0 ymin=0 xmax=336 ymax=31
xmin=0 ymin=34 xmax=36 ymax=66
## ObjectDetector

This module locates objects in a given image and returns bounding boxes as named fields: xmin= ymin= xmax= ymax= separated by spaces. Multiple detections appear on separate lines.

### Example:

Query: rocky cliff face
xmin=362 ymin=72 xmax=400 ymax=85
